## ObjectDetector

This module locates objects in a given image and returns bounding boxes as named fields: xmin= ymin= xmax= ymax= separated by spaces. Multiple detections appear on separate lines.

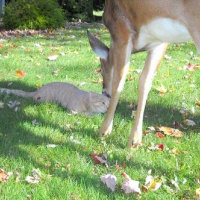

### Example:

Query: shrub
xmin=3 ymin=0 xmax=65 ymax=30
xmin=62 ymin=0 xmax=93 ymax=22
xmin=93 ymin=0 xmax=104 ymax=11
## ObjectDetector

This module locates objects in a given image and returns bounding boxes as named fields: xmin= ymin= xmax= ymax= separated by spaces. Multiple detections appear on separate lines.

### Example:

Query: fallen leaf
xmin=131 ymin=110 xmax=137 ymax=118
xmin=0 ymin=101 xmax=4 ymax=108
xmin=155 ymin=132 xmax=165 ymax=138
xmin=90 ymin=153 xmax=108 ymax=167
xmin=173 ymin=121 xmax=179 ymax=129
xmin=116 ymin=164 xmax=126 ymax=170
xmin=25 ymin=168 xmax=41 ymax=184
xmin=196 ymin=188 xmax=200 ymax=198
xmin=121 ymin=172 xmax=141 ymax=194
xmin=148 ymin=143 xmax=164 ymax=151
xmin=170 ymin=148 xmax=179 ymax=155
xmin=69 ymin=35 xmax=76 ymax=38
xmin=46 ymin=144 xmax=57 ymax=148
xmin=0 ymin=168 xmax=13 ymax=182
xmin=16 ymin=70 xmax=26 ymax=78
xmin=32 ymin=119 xmax=39 ymax=125
xmin=15 ymin=172 xmax=21 ymax=182
xmin=143 ymin=175 xmax=162 ymax=192
xmin=94 ymin=69 xmax=101 ymax=74
xmin=196 ymin=99 xmax=200 ymax=106
xmin=69 ymin=136 xmax=81 ymax=144
xmin=183 ymin=119 xmax=196 ymax=126
xmin=47 ymin=55 xmax=58 ymax=61
xmin=164 ymin=54 xmax=172 ymax=60
xmin=7 ymin=100 xmax=20 ymax=109
xmin=157 ymin=126 xmax=184 ymax=138
xmin=25 ymin=175 xmax=39 ymax=184
xmin=157 ymin=144 xmax=165 ymax=151
xmin=100 ymin=174 xmax=117 ymax=192
xmin=155 ymin=84 xmax=167 ymax=96
xmin=148 ymin=180 xmax=162 ymax=191
xmin=92 ymin=78 xmax=103 ymax=84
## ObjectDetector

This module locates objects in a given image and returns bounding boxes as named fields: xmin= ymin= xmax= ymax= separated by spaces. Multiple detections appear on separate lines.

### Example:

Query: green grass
xmin=0 ymin=23 xmax=200 ymax=200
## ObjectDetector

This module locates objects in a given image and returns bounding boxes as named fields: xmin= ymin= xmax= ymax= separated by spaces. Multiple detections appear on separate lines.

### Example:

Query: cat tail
xmin=0 ymin=88 xmax=36 ymax=98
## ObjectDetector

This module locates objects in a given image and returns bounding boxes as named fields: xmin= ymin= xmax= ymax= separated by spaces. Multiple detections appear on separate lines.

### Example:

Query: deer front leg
xmin=127 ymin=43 xmax=168 ymax=148
xmin=99 ymin=40 xmax=132 ymax=137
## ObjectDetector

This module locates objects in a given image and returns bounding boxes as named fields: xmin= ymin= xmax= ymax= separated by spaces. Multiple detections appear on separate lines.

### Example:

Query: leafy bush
xmin=62 ymin=0 xmax=93 ymax=22
xmin=93 ymin=0 xmax=104 ymax=11
xmin=3 ymin=0 xmax=65 ymax=30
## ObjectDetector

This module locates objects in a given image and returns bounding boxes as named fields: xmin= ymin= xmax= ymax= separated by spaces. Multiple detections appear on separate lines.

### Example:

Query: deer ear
xmin=87 ymin=30 xmax=109 ymax=60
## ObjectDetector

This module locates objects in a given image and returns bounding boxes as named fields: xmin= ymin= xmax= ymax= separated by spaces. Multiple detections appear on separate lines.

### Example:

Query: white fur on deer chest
xmin=135 ymin=18 xmax=192 ymax=50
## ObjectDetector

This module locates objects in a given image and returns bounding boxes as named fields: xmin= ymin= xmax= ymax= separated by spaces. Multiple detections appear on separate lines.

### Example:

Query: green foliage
xmin=3 ymin=0 xmax=65 ymax=30
xmin=62 ymin=0 xmax=93 ymax=22
xmin=93 ymin=0 xmax=104 ymax=11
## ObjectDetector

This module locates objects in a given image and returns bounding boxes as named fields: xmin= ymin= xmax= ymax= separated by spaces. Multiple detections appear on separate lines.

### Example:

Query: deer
xmin=87 ymin=0 xmax=200 ymax=149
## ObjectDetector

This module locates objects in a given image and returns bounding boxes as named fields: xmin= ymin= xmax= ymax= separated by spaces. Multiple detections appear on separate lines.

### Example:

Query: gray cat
xmin=0 ymin=82 xmax=110 ymax=114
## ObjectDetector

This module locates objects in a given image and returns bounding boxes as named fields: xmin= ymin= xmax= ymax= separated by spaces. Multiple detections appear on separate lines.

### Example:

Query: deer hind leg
xmin=188 ymin=31 xmax=200 ymax=54
xmin=127 ymin=43 xmax=168 ymax=148
xmin=99 ymin=37 xmax=133 ymax=137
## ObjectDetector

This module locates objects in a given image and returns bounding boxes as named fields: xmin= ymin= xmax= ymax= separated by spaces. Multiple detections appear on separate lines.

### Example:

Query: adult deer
xmin=87 ymin=0 xmax=200 ymax=148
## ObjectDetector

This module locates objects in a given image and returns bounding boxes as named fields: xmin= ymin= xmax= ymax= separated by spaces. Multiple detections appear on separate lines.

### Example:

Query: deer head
xmin=87 ymin=31 xmax=113 ymax=98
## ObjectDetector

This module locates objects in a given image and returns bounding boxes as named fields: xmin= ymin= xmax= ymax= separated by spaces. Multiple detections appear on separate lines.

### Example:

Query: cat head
xmin=88 ymin=92 xmax=110 ymax=114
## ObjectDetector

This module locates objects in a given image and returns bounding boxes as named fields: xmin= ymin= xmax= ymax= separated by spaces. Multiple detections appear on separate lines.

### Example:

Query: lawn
xmin=0 ymin=22 xmax=200 ymax=200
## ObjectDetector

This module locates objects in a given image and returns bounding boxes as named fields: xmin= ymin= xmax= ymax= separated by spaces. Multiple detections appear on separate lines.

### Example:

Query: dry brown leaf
xmin=195 ymin=99 xmax=200 ymax=106
xmin=196 ymin=188 xmax=200 ymax=197
xmin=170 ymin=148 xmax=179 ymax=155
xmin=92 ymin=78 xmax=103 ymax=84
xmin=157 ymin=126 xmax=184 ymax=138
xmin=0 ymin=168 xmax=12 ymax=182
xmin=155 ymin=84 xmax=167 ymax=96
xmin=16 ymin=70 xmax=26 ymax=78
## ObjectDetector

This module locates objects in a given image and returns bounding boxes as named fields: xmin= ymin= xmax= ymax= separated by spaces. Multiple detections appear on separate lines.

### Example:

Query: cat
xmin=0 ymin=82 xmax=110 ymax=114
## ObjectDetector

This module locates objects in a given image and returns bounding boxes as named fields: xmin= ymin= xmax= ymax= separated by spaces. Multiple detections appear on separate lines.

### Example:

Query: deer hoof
xmin=99 ymin=129 xmax=111 ymax=137
xmin=99 ymin=121 xmax=113 ymax=137
xmin=127 ymin=141 xmax=142 ymax=149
